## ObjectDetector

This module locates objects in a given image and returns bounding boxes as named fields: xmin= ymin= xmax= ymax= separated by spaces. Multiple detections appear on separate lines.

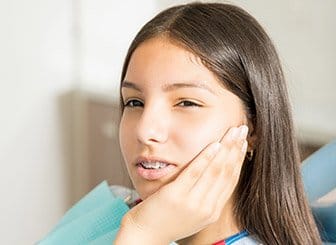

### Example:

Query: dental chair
xmin=301 ymin=140 xmax=336 ymax=244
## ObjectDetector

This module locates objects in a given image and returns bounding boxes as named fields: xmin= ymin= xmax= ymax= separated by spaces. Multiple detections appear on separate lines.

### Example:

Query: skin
xmin=117 ymin=37 xmax=249 ymax=244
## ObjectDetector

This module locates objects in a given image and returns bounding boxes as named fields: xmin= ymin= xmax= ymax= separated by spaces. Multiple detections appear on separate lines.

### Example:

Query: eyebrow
xmin=121 ymin=80 xmax=217 ymax=95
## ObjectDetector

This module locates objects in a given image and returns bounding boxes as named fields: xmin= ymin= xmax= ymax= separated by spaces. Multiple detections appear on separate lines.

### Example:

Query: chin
xmin=133 ymin=179 xmax=168 ymax=200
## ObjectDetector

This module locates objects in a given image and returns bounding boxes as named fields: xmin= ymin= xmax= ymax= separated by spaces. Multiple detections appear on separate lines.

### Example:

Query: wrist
xmin=115 ymin=213 xmax=171 ymax=245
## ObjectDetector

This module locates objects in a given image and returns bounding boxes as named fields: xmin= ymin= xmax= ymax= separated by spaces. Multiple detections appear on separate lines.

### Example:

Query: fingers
xmin=174 ymin=140 xmax=222 ymax=191
xmin=207 ymin=129 xmax=248 ymax=217
xmin=189 ymin=126 xmax=248 ymax=202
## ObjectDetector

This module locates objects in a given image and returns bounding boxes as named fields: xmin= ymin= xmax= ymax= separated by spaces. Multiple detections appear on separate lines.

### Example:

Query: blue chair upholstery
xmin=301 ymin=140 xmax=336 ymax=243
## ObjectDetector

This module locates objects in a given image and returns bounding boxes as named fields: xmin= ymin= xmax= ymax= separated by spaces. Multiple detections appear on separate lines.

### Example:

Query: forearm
xmin=114 ymin=214 xmax=171 ymax=245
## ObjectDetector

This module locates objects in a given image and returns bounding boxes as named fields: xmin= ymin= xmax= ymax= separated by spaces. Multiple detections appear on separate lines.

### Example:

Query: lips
xmin=134 ymin=156 xmax=176 ymax=166
xmin=134 ymin=156 xmax=177 ymax=180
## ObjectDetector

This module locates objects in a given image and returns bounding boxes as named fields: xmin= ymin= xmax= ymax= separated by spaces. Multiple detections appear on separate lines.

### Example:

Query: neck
xmin=176 ymin=199 xmax=240 ymax=245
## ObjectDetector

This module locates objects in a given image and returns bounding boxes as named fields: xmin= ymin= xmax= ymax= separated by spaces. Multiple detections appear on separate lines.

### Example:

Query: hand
xmin=115 ymin=125 xmax=249 ymax=244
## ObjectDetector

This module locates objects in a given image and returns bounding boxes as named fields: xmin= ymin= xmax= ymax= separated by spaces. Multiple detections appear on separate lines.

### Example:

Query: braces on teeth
xmin=140 ymin=162 xmax=168 ymax=169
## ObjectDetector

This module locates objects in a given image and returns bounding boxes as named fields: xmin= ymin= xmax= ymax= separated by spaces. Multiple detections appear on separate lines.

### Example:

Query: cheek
xmin=176 ymin=105 xmax=246 ymax=161
xmin=119 ymin=115 xmax=135 ymax=164
xmin=175 ymin=113 xmax=231 ymax=161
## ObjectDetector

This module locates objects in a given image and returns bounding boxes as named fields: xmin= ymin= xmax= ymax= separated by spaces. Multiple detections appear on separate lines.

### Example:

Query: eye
xmin=177 ymin=100 xmax=201 ymax=107
xmin=124 ymin=99 xmax=144 ymax=107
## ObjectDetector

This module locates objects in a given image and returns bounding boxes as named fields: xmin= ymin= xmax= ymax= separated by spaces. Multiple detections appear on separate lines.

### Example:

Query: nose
xmin=136 ymin=104 xmax=169 ymax=146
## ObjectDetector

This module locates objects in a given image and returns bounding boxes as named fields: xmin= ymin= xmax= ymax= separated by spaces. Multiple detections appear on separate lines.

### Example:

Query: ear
xmin=246 ymin=121 xmax=257 ymax=151
xmin=247 ymin=133 xmax=257 ymax=152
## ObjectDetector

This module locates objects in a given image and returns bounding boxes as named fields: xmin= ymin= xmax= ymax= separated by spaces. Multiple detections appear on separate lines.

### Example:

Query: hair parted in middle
xmin=119 ymin=2 xmax=321 ymax=244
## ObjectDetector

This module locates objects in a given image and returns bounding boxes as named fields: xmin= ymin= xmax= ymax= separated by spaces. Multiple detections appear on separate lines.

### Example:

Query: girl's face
xmin=119 ymin=37 xmax=247 ymax=199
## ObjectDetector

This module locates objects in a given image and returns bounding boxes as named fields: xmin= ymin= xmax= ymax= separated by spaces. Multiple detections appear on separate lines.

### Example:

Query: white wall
xmin=0 ymin=1 xmax=75 ymax=244
xmin=79 ymin=0 xmax=157 ymax=94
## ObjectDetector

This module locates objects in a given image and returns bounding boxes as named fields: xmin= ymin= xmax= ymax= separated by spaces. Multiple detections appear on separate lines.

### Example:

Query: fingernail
xmin=239 ymin=125 xmax=249 ymax=139
xmin=209 ymin=142 xmax=221 ymax=156
xmin=231 ymin=127 xmax=240 ymax=140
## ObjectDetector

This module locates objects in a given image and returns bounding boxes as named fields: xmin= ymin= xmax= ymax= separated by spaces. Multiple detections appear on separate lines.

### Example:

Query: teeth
xmin=140 ymin=161 xmax=168 ymax=169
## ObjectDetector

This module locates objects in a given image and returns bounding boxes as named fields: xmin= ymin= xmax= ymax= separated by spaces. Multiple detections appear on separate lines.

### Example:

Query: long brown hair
xmin=119 ymin=2 xmax=321 ymax=244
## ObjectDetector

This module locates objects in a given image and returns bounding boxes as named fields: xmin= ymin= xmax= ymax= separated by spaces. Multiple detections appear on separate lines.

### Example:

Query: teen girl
xmin=115 ymin=2 xmax=321 ymax=244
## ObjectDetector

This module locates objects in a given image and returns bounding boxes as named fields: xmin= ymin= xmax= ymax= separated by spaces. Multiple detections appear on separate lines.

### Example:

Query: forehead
xmin=124 ymin=37 xmax=223 ymax=90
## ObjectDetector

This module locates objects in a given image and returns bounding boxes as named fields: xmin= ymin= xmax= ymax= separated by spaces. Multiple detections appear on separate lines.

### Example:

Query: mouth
xmin=135 ymin=157 xmax=177 ymax=180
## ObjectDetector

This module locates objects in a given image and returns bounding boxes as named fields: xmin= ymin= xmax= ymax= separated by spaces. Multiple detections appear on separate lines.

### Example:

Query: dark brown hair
xmin=119 ymin=2 xmax=321 ymax=244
